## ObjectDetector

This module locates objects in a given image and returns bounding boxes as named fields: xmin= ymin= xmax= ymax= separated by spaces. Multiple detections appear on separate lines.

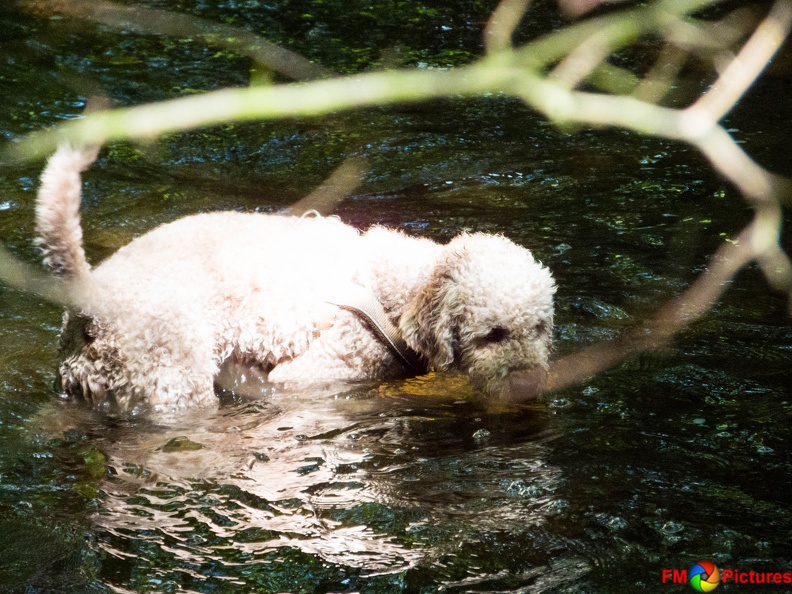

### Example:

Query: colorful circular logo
xmin=689 ymin=561 xmax=720 ymax=592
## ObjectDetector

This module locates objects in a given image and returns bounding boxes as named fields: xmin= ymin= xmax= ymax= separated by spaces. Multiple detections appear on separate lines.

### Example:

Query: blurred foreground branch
xmin=0 ymin=245 xmax=81 ymax=307
xmin=8 ymin=0 xmax=767 ymax=161
xmin=547 ymin=209 xmax=780 ymax=390
xmin=20 ymin=0 xmax=330 ymax=81
xmin=4 ymin=0 xmax=792 ymax=393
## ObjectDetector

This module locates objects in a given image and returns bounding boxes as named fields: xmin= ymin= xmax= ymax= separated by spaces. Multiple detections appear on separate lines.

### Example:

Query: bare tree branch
xmin=19 ymin=0 xmax=331 ymax=81
xmin=484 ymin=0 xmax=533 ymax=53
xmin=550 ymin=23 xmax=626 ymax=89
xmin=0 ymin=245 xmax=81 ymax=307
xmin=693 ymin=0 xmax=792 ymax=122
xmin=547 ymin=216 xmax=761 ymax=391
xmin=634 ymin=44 xmax=688 ymax=103
xmin=282 ymin=157 xmax=368 ymax=217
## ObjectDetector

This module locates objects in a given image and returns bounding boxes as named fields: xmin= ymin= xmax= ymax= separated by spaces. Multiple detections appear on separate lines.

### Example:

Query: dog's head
xmin=400 ymin=233 xmax=555 ymax=402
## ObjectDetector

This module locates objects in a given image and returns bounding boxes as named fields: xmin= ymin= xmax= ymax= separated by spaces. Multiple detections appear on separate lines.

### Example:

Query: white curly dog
xmin=35 ymin=145 xmax=555 ymax=411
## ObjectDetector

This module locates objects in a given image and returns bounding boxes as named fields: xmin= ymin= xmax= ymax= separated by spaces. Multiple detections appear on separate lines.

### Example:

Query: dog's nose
xmin=498 ymin=366 xmax=548 ymax=403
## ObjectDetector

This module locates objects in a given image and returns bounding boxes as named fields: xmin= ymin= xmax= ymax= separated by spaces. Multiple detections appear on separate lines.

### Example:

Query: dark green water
xmin=1 ymin=2 xmax=791 ymax=593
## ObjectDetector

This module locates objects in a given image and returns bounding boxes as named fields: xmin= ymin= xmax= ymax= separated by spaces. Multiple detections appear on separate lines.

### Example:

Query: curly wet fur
xmin=36 ymin=146 xmax=556 ymax=411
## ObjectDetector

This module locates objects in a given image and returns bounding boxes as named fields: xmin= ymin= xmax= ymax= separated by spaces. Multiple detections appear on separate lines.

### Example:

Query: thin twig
xmin=634 ymin=44 xmax=688 ymax=103
xmin=282 ymin=157 xmax=368 ymax=217
xmin=550 ymin=24 xmax=625 ymax=89
xmin=692 ymin=0 xmax=792 ymax=122
xmin=484 ymin=0 xmax=533 ymax=53
xmin=690 ymin=122 xmax=790 ymax=205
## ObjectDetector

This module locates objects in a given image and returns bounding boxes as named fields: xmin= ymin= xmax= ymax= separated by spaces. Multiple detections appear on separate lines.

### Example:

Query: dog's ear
xmin=399 ymin=245 xmax=466 ymax=370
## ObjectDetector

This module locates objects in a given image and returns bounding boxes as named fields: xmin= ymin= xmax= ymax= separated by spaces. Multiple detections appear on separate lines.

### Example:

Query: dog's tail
xmin=35 ymin=145 xmax=100 ymax=279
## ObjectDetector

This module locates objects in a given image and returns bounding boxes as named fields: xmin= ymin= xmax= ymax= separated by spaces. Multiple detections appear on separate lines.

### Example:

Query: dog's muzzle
xmin=494 ymin=366 xmax=549 ymax=403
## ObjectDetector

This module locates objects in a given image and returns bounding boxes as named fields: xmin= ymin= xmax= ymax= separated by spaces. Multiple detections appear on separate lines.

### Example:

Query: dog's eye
xmin=482 ymin=326 xmax=509 ymax=344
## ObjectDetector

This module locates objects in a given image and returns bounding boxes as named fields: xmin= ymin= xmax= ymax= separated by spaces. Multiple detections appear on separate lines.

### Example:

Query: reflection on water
xmin=33 ymin=382 xmax=564 ymax=590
